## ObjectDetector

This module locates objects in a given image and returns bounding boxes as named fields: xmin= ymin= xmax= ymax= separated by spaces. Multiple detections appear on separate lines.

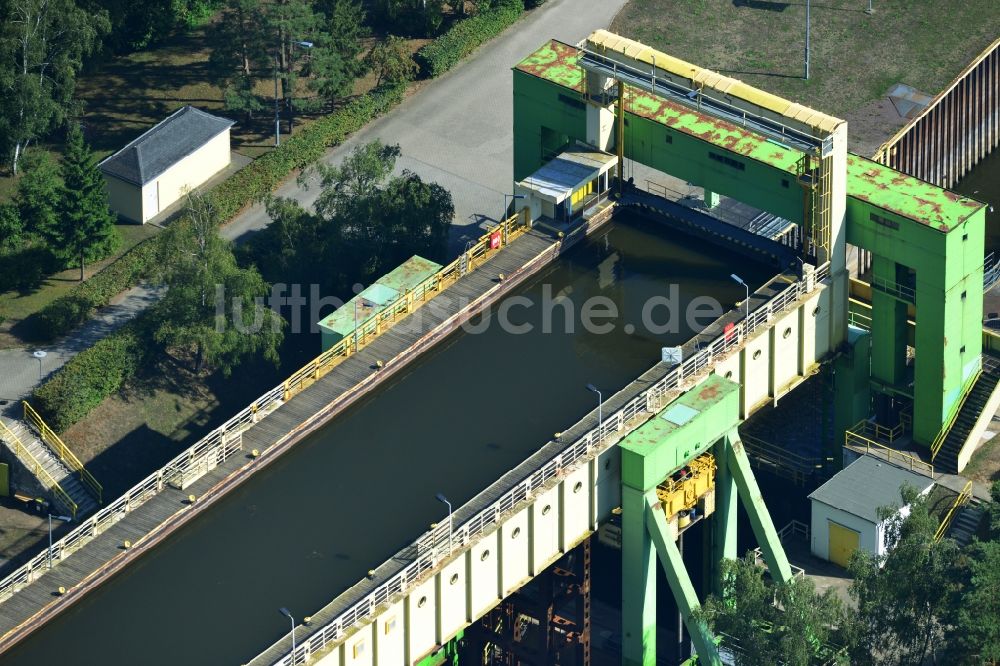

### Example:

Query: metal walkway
xmin=0 ymin=227 xmax=564 ymax=652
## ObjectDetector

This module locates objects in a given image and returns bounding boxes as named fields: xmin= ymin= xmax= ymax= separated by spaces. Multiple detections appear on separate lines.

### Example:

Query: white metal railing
xmin=260 ymin=264 xmax=832 ymax=666
xmin=0 ymin=383 xmax=276 ymax=605
xmin=985 ymin=252 xmax=1000 ymax=292
xmin=0 ymin=216 xmax=532 ymax=610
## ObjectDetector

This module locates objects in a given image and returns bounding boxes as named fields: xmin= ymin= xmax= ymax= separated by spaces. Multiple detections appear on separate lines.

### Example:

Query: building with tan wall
xmin=99 ymin=106 xmax=234 ymax=223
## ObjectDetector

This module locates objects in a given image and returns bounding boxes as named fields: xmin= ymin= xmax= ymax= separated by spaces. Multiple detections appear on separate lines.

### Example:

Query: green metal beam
xmin=711 ymin=436 xmax=737 ymax=595
xmin=622 ymin=485 xmax=658 ymax=666
xmin=645 ymin=494 xmax=721 ymax=666
xmin=726 ymin=429 xmax=793 ymax=583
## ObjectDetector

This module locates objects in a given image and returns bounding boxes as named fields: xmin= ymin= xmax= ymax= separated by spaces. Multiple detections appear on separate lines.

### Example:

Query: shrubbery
xmin=32 ymin=318 xmax=155 ymax=431
xmin=415 ymin=0 xmax=524 ymax=78
xmin=33 ymin=236 xmax=159 ymax=340
xmin=32 ymin=84 xmax=407 ymax=343
xmin=31 ymin=85 xmax=408 ymax=430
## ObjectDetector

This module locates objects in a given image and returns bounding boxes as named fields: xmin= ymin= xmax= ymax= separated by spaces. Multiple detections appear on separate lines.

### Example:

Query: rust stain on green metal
xmin=625 ymin=88 xmax=802 ymax=173
xmin=515 ymin=40 xmax=584 ymax=92
xmin=846 ymin=155 xmax=985 ymax=231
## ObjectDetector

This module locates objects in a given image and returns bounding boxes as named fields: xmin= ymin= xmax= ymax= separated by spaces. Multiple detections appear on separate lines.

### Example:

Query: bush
xmin=30 ymin=86 xmax=409 ymax=430
xmin=33 ymin=236 xmax=160 ymax=340
xmin=415 ymin=0 xmax=524 ymax=78
xmin=32 ymin=84 xmax=407 ymax=342
xmin=32 ymin=318 xmax=155 ymax=431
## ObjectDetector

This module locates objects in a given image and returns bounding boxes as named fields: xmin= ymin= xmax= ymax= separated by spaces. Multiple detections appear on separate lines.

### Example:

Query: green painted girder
xmin=726 ymin=430 xmax=794 ymax=583
xmin=645 ymin=493 xmax=722 ymax=666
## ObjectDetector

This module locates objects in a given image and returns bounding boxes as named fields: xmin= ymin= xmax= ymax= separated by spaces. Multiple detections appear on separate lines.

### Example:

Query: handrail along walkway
xmin=0 ymin=213 xmax=529 ymax=609
xmin=253 ymin=263 xmax=832 ymax=666
xmin=22 ymin=402 xmax=102 ymax=505
xmin=0 ymin=420 xmax=78 ymax=519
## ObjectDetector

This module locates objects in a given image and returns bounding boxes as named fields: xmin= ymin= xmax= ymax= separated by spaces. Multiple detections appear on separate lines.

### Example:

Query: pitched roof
xmin=99 ymin=106 xmax=234 ymax=186
xmin=808 ymin=455 xmax=934 ymax=523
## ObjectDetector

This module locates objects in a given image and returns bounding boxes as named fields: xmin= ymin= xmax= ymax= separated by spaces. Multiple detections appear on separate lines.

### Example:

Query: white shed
xmin=808 ymin=455 xmax=934 ymax=567
xmin=99 ymin=106 xmax=234 ymax=223
xmin=515 ymin=149 xmax=617 ymax=224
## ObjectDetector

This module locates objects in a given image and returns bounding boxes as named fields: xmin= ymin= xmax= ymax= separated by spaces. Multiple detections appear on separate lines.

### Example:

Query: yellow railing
xmin=283 ymin=212 xmax=529 ymax=403
xmin=845 ymin=420 xmax=934 ymax=477
xmin=23 ymin=402 xmax=102 ymax=505
xmin=0 ymin=419 xmax=78 ymax=519
xmin=930 ymin=367 xmax=982 ymax=461
xmin=935 ymin=480 xmax=973 ymax=541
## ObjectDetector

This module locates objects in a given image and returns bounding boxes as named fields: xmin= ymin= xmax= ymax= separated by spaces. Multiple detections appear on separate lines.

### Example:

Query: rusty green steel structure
xmin=620 ymin=375 xmax=791 ymax=665
xmin=513 ymin=38 xmax=987 ymax=447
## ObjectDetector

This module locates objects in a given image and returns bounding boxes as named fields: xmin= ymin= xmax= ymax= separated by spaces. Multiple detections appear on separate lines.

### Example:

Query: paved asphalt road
xmin=0 ymin=0 xmax=626 ymax=410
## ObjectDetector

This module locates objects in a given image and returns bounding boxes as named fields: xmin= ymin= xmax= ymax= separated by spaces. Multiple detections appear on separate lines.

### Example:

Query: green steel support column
xmin=703 ymin=189 xmax=720 ymax=209
xmin=645 ymin=495 xmax=722 ymax=666
xmin=711 ymin=436 xmax=737 ymax=594
xmin=622 ymin=484 xmax=657 ymax=666
xmin=833 ymin=327 xmax=872 ymax=463
xmin=869 ymin=256 xmax=908 ymax=391
xmin=726 ymin=429 xmax=794 ymax=583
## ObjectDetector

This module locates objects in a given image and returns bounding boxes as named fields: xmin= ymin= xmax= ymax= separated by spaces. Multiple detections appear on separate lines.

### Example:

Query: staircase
xmin=946 ymin=500 xmax=986 ymax=548
xmin=935 ymin=355 xmax=1000 ymax=473
xmin=1 ymin=420 xmax=98 ymax=519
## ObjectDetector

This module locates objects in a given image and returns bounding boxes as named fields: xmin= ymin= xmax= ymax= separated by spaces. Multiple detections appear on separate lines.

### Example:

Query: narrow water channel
xmin=3 ymin=211 xmax=774 ymax=666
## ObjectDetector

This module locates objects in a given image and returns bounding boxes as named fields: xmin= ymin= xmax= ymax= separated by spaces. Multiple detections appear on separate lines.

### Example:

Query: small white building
xmin=808 ymin=455 xmax=934 ymax=567
xmin=515 ymin=149 xmax=617 ymax=224
xmin=99 ymin=106 xmax=234 ymax=223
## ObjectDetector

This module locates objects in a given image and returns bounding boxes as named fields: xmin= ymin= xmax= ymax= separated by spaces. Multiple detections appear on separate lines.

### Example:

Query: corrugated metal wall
xmin=872 ymin=38 xmax=1000 ymax=188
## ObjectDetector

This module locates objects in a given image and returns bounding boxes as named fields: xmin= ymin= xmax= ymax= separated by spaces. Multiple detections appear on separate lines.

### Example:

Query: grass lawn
xmin=0 ymin=223 xmax=160 ymax=347
xmin=961 ymin=430 xmax=1000 ymax=483
xmin=611 ymin=0 xmax=1000 ymax=152
xmin=61 ymin=335 xmax=315 ymax=499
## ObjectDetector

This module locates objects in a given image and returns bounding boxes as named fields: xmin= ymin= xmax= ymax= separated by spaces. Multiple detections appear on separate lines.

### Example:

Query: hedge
xmin=33 ymin=84 xmax=407 ymax=343
xmin=415 ymin=0 xmax=525 ymax=78
xmin=32 ymin=318 xmax=155 ymax=432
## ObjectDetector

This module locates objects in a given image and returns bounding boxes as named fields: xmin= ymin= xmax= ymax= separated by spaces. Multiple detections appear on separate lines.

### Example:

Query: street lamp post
xmin=435 ymin=493 xmax=453 ymax=554
xmin=279 ymin=607 xmax=296 ymax=661
xmin=48 ymin=514 xmax=72 ymax=569
xmin=32 ymin=350 xmax=46 ymax=381
xmin=274 ymin=40 xmax=313 ymax=146
xmin=273 ymin=53 xmax=281 ymax=147
xmin=586 ymin=384 xmax=603 ymax=440
xmin=730 ymin=274 xmax=749 ymax=326
xmin=804 ymin=0 xmax=811 ymax=80
xmin=502 ymin=193 xmax=525 ymax=222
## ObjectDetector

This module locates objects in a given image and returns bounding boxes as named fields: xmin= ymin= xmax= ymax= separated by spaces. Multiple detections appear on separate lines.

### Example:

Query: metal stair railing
xmin=0 ymin=419 xmax=78 ymax=519
xmin=845 ymin=420 xmax=934 ymax=477
xmin=930 ymin=367 xmax=983 ymax=460
xmin=934 ymin=480 xmax=973 ymax=541
xmin=23 ymin=402 xmax=102 ymax=505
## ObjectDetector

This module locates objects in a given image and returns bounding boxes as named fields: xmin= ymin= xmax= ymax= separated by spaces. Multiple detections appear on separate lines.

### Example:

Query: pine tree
xmin=57 ymin=123 xmax=121 ymax=280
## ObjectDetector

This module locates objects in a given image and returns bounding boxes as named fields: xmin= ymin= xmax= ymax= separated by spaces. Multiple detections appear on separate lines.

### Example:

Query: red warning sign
xmin=490 ymin=230 xmax=502 ymax=249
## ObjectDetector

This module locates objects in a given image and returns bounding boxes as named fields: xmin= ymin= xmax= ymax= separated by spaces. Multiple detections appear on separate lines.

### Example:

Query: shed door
xmin=828 ymin=521 xmax=860 ymax=568
xmin=143 ymin=181 xmax=159 ymax=221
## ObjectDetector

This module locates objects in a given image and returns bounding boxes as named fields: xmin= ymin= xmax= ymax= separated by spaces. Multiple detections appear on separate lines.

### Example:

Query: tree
xmin=15 ymin=150 xmax=61 ymax=239
xmin=268 ymin=0 xmax=322 ymax=131
xmin=0 ymin=202 xmax=22 ymax=252
xmin=248 ymin=141 xmax=452 ymax=297
xmin=154 ymin=192 xmax=284 ymax=374
xmin=0 ymin=0 xmax=110 ymax=173
xmin=52 ymin=123 xmax=121 ymax=280
xmin=945 ymin=539 xmax=1000 ymax=664
xmin=846 ymin=484 xmax=962 ymax=666
xmin=365 ymin=36 xmax=417 ymax=88
xmin=696 ymin=554 xmax=848 ymax=665
xmin=209 ymin=0 xmax=271 ymax=119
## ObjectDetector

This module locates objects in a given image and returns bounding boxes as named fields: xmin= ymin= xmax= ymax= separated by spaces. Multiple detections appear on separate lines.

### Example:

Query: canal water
xmin=3 ymin=211 xmax=775 ymax=666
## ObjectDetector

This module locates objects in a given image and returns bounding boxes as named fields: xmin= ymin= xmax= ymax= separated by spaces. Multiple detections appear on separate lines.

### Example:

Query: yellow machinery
xmin=655 ymin=453 xmax=716 ymax=530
